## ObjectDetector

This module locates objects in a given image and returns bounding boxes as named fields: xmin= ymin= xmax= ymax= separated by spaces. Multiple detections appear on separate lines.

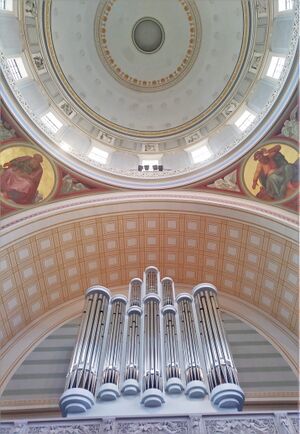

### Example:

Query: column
xmin=177 ymin=294 xmax=207 ymax=398
xmin=59 ymin=285 xmax=110 ymax=416
xmin=122 ymin=278 xmax=142 ymax=395
xmin=98 ymin=295 xmax=127 ymax=401
xmin=161 ymin=278 xmax=184 ymax=394
xmin=193 ymin=283 xmax=245 ymax=411
xmin=141 ymin=268 xmax=164 ymax=407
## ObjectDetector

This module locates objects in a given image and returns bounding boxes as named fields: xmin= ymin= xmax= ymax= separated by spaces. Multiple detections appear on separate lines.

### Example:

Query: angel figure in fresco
xmin=0 ymin=153 xmax=43 ymax=204
xmin=251 ymin=144 xmax=298 ymax=201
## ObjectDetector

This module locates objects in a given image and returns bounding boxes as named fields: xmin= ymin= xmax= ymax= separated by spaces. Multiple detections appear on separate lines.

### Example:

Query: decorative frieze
xmin=0 ymin=413 xmax=299 ymax=434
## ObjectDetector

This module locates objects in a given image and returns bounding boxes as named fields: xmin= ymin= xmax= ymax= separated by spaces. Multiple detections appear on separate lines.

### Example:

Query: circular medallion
xmin=95 ymin=0 xmax=201 ymax=92
xmin=132 ymin=18 xmax=165 ymax=54
xmin=0 ymin=144 xmax=57 ymax=209
xmin=242 ymin=142 xmax=299 ymax=204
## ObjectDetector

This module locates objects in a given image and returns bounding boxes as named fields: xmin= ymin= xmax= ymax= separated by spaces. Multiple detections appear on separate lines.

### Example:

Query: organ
xmin=59 ymin=267 xmax=244 ymax=417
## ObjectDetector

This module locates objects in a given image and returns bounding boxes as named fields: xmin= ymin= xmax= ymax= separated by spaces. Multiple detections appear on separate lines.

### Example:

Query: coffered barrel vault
xmin=0 ymin=193 xmax=298 ymax=362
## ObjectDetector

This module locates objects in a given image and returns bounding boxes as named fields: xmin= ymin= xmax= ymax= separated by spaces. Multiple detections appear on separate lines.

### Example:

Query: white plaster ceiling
xmin=51 ymin=0 xmax=242 ymax=131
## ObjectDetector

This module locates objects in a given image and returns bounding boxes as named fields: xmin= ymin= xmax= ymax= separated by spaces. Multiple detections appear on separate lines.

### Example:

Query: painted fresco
xmin=243 ymin=143 xmax=299 ymax=203
xmin=0 ymin=144 xmax=57 ymax=208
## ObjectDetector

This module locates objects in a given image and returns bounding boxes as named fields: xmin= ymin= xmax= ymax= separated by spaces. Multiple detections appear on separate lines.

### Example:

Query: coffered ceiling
xmin=0 ymin=208 xmax=298 ymax=351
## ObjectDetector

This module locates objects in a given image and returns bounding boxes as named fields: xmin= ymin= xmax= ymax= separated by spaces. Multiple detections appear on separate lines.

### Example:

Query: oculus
xmin=132 ymin=18 xmax=165 ymax=54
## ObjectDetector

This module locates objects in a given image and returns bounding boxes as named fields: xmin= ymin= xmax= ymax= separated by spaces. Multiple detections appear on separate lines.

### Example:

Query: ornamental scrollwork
xmin=116 ymin=420 xmax=189 ymax=434
xmin=205 ymin=417 xmax=277 ymax=434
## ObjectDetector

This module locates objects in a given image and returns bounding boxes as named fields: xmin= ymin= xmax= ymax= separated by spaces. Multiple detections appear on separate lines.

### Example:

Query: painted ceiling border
xmin=0 ymin=191 xmax=298 ymax=248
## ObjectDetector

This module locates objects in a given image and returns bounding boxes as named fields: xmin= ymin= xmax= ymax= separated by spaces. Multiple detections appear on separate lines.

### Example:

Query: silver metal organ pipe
xmin=193 ymin=284 xmax=245 ymax=410
xmin=161 ymin=278 xmax=183 ymax=394
xmin=102 ymin=296 xmax=126 ymax=387
xmin=122 ymin=279 xmax=143 ymax=395
xmin=177 ymin=295 xmax=202 ymax=382
xmin=60 ymin=286 xmax=110 ymax=416
xmin=146 ymin=268 xmax=158 ymax=294
xmin=65 ymin=288 xmax=109 ymax=394
xmin=130 ymin=278 xmax=142 ymax=307
xmin=176 ymin=294 xmax=207 ymax=398
xmin=122 ymin=304 xmax=142 ymax=396
xmin=162 ymin=278 xmax=174 ymax=306
xmin=141 ymin=291 xmax=165 ymax=407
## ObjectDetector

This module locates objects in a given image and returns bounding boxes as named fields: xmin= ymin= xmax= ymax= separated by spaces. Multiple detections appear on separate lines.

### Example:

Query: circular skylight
xmin=132 ymin=18 xmax=165 ymax=54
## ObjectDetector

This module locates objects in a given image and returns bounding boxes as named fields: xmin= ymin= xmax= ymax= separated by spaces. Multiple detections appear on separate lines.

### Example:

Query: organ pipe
xmin=125 ymin=310 xmax=141 ymax=382
xmin=162 ymin=278 xmax=174 ymax=306
xmin=99 ymin=295 xmax=127 ymax=400
xmin=122 ymin=278 xmax=143 ymax=394
xmin=193 ymin=284 xmax=245 ymax=410
xmin=145 ymin=267 xmax=158 ymax=294
xmin=161 ymin=278 xmax=183 ymax=394
xmin=177 ymin=294 xmax=207 ymax=398
xmin=143 ymin=296 xmax=162 ymax=391
xmin=65 ymin=287 xmax=109 ymax=393
xmin=59 ymin=286 xmax=110 ymax=416
xmin=141 ymin=292 xmax=165 ymax=407
xmin=130 ymin=278 xmax=142 ymax=307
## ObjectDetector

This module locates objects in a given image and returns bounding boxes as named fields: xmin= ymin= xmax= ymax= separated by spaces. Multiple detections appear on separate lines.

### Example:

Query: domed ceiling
xmin=0 ymin=0 xmax=298 ymax=187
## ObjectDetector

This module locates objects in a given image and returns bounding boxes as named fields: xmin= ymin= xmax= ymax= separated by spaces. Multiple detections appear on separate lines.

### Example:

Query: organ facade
xmin=60 ymin=267 xmax=244 ymax=417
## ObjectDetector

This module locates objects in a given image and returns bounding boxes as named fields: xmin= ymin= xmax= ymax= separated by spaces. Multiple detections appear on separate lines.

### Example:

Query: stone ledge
xmin=0 ymin=411 xmax=299 ymax=434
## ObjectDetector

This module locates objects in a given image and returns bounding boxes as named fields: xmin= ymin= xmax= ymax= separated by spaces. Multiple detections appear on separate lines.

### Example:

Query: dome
xmin=0 ymin=0 xmax=298 ymax=188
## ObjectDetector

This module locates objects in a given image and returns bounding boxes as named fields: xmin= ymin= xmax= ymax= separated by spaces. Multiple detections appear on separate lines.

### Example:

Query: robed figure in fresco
xmin=0 ymin=153 xmax=43 ymax=205
xmin=252 ymin=145 xmax=298 ymax=201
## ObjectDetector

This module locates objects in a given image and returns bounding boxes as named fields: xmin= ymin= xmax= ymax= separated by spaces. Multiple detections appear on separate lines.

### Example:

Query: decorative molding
xmin=31 ymin=53 xmax=47 ymax=75
xmin=97 ymin=130 xmax=115 ymax=145
xmin=255 ymin=0 xmax=268 ymax=18
xmin=1 ymin=191 xmax=298 ymax=240
xmin=205 ymin=417 xmax=277 ymax=433
xmin=281 ymin=105 xmax=299 ymax=141
xmin=207 ymin=170 xmax=240 ymax=192
xmin=24 ymin=0 xmax=37 ymax=17
xmin=1 ymin=390 xmax=298 ymax=411
xmin=0 ymin=412 xmax=299 ymax=434
xmin=94 ymin=0 xmax=201 ymax=92
xmin=60 ymin=174 xmax=89 ymax=194
xmin=0 ymin=120 xmax=17 ymax=140
xmin=141 ymin=144 xmax=160 ymax=153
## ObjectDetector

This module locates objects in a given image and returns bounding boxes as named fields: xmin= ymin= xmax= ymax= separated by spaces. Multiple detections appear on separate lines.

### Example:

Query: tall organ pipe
xmin=141 ymin=293 xmax=165 ymax=407
xmin=145 ymin=266 xmax=159 ymax=294
xmin=122 ymin=278 xmax=142 ymax=395
xmin=193 ymin=284 xmax=245 ymax=411
xmin=98 ymin=295 xmax=127 ymax=401
xmin=129 ymin=278 xmax=142 ymax=307
xmin=176 ymin=294 xmax=207 ymax=399
xmin=161 ymin=278 xmax=183 ymax=394
xmin=59 ymin=286 xmax=110 ymax=416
